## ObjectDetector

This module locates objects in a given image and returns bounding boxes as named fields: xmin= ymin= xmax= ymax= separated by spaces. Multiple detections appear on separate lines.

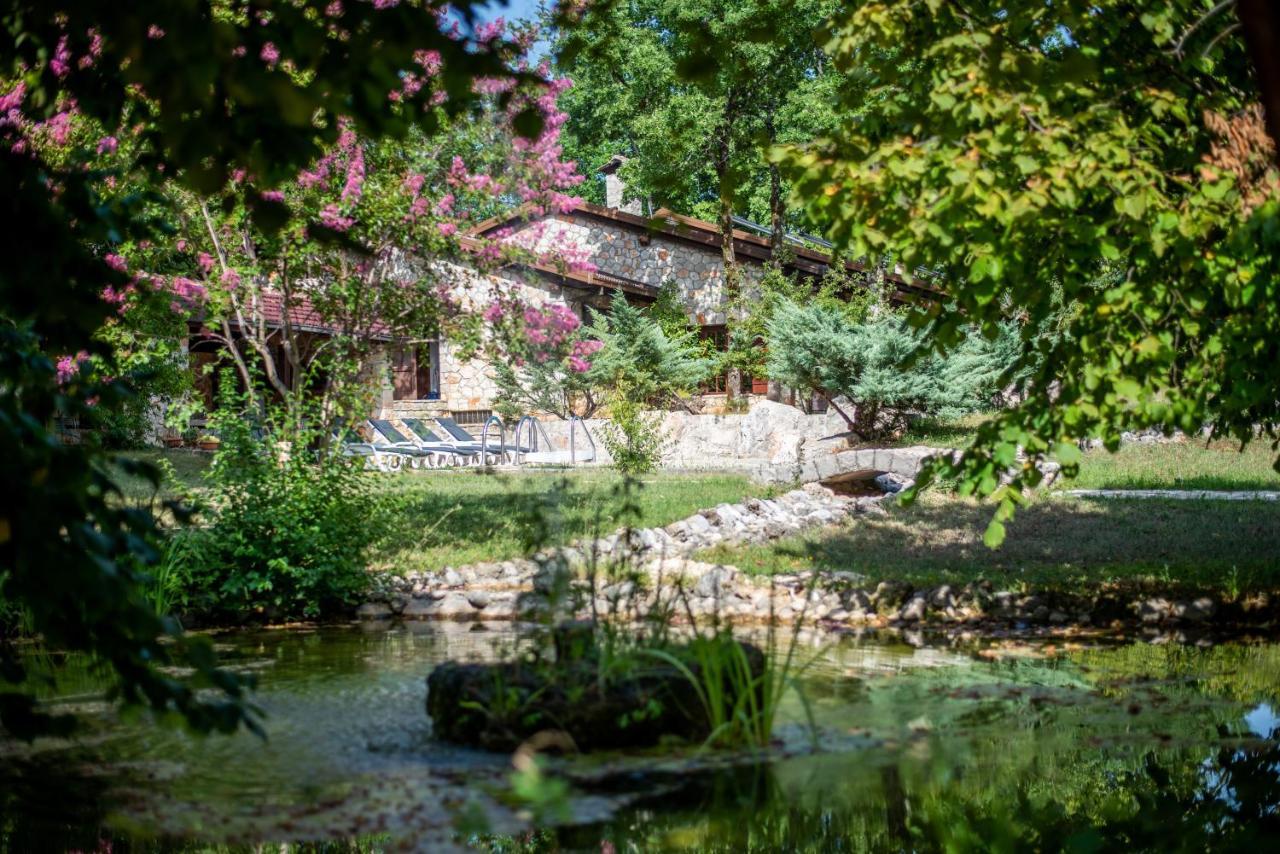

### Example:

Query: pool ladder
xmin=512 ymin=415 xmax=596 ymax=465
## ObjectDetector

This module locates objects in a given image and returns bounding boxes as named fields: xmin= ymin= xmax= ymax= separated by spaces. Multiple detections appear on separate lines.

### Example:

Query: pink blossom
xmin=51 ymin=36 xmax=71 ymax=78
xmin=260 ymin=42 xmax=280 ymax=67
xmin=402 ymin=173 xmax=426 ymax=196
xmin=341 ymin=145 xmax=365 ymax=204
xmin=96 ymin=135 xmax=118 ymax=154
xmin=435 ymin=193 xmax=454 ymax=215
xmin=475 ymin=17 xmax=506 ymax=44
xmin=197 ymin=252 xmax=214 ymax=273
xmin=168 ymin=276 xmax=206 ymax=302
xmin=437 ymin=222 xmax=458 ymax=237
xmin=414 ymin=50 xmax=442 ymax=75
xmin=319 ymin=204 xmax=354 ymax=231
xmin=175 ymin=239 xmax=188 ymax=253
xmin=573 ymin=339 xmax=604 ymax=357
xmin=38 ymin=110 xmax=75 ymax=146
xmin=407 ymin=196 xmax=430 ymax=219
xmin=373 ymin=0 xmax=400 ymax=8
xmin=79 ymin=30 xmax=103 ymax=69
xmin=103 ymin=253 xmax=127 ymax=272
xmin=220 ymin=268 xmax=241 ymax=288
xmin=483 ymin=303 xmax=504 ymax=322
xmin=0 ymin=82 xmax=26 ymax=114
xmin=232 ymin=45 xmax=247 ymax=58
xmin=297 ymin=168 xmax=325 ymax=188
xmin=260 ymin=189 xmax=285 ymax=202
xmin=147 ymin=24 xmax=165 ymax=40
xmin=55 ymin=351 xmax=90 ymax=384
xmin=473 ymin=76 xmax=516 ymax=95
xmin=567 ymin=355 xmax=591 ymax=373
xmin=325 ymin=1 xmax=344 ymax=16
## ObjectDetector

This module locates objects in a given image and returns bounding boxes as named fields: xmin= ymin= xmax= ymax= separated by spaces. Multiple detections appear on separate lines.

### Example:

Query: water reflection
xmin=0 ymin=625 xmax=1277 ymax=851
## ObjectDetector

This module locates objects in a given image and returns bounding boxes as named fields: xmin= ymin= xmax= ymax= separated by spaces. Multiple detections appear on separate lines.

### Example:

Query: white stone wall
xmin=529 ymin=400 xmax=848 ymax=480
xmin=379 ymin=263 xmax=582 ymax=418
xmin=506 ymin=213 xmax=763 ymax=325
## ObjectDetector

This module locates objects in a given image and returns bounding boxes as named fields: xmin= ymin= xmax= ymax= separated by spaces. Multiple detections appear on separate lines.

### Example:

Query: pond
xmin=2 ymin=623 xmax=1278 ymax=851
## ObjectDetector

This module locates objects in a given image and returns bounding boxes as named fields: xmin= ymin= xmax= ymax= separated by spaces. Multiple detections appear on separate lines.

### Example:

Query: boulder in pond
xmin=425 ymin=634 xmax=766 ymax=752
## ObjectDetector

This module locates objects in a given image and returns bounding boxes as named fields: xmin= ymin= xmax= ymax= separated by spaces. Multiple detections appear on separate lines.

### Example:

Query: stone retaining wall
xmin=359 ymin=482 xmax=1269 ymax=630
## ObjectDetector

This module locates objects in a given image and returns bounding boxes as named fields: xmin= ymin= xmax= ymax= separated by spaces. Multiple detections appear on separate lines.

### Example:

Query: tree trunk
xmin=716 ymin=142 xmax=742 ymax=405
xmin=1238 ymin=0 xmax=1280 ymax=165
xmin=765 ymin=112 xmax=785 ymax=254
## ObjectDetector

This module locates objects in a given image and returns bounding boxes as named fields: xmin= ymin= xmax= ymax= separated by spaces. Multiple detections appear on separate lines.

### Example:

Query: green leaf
xmin=983 ymin=518 xmax=1006 ymax=549
xmin=1053 ymin=442 xmax=1082 ymax=466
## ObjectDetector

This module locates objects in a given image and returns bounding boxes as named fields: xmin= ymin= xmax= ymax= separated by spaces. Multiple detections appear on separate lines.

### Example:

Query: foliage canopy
xmin=774 ymin=0 xmax=1280 ymax=543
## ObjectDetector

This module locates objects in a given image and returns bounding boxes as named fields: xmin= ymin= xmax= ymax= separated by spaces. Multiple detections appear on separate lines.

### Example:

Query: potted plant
xmin=162 ymin=433 xmax=184 ymax=448
xmin=196 ymin=434 xmax=221 ymax=451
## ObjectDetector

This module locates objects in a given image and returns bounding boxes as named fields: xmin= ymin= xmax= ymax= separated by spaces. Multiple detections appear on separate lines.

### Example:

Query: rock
xmin=899 ymin=594 xmax=928 ymax=623
xmin=1138 ymin=597 xmax=1173 ymax=624
xmin=480 ymin=592 xmax=517 ymax=618
xmin=1175 ymin=597 xmax=1217 ymax=622
xmin=686 ymin=514 xmax=713 ymax=535
xmin=466 ymin=591 xmax=492 ymax=609
xmin=356 ymin=602 xmax=392 ymax=619
xmin=874 ymin=472 xmax=912 ymax=494
xmin=401 ymin=596 xmax=437 ymax=618
xmin=429 ymin=592 xmax=478 ymax=619
xmin=425 ymin=639 xmax=766 ymax=752
xmin=693 ymin=565 xmax=737 ymax=600
xmin=602 ymin=580 xmax=637 ymax=603
xmin=443 ymin=568 xmax=463 ymax=587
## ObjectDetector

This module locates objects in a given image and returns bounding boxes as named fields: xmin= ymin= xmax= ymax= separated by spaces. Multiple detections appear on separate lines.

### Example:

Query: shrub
xmin=765 ymin=298 xmax=1013 ymax=439
xmin=173 ymin=394 xmax=376 ymax=622
xmin=584 ymin=291 xmax=711 ymax=406
xmin=598 ymin=381 xmax=671 ymax=475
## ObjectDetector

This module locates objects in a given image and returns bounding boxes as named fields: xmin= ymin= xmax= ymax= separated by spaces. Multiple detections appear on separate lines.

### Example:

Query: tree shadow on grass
xmin=763 ymin=498 xmax=1280 ymax=593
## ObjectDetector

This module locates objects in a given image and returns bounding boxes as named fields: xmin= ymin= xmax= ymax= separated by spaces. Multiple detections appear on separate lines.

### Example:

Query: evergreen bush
xmin=765 ymin=299 xmax=1016 ymax=438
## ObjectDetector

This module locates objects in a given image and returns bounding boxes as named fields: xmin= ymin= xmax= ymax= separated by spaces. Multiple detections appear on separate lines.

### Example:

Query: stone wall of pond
xmin=359 ymin=482 xmax=1275 ymax=632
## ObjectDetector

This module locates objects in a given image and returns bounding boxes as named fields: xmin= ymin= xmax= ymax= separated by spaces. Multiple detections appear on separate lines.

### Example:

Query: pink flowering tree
xmin=97 ymin=26 xmax=596 ymax=435
xmin=485 ymin=294 xmax=605 ymax=419
xmin=0 ymin=0 xmax=601 ymax=738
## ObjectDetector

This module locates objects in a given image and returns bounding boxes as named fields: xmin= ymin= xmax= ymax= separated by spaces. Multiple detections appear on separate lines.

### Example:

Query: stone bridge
xmin=797 ymin=445 xmax=955 ymax=489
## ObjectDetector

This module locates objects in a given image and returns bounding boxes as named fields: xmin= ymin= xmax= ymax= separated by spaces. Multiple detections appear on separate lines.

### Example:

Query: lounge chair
xmin=367 ymin=419 xmax=463 ymax=468
xmin=400 ymin=419 xmax=485 ymax=464
xmin=432 ymin=416 xmax=510 ymax=464
xmin=334 ymin=428 xmax=416 ymax=472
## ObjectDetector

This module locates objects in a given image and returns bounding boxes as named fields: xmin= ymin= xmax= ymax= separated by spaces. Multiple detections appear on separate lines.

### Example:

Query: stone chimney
xmin=599 ymin=155 xmax=642 ymax=215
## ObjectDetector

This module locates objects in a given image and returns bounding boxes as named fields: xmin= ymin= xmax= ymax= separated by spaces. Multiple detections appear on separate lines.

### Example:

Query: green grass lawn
xmin=371 ymin=468 xmax=765 ymax=573
xmin=112 ymin=450 xmax=765 ymax=573
xmin=898 ymin=416 xmax=1280 ymax=492
xmin=696 ymin=493 xmax=1280 ymax=595
xmin=109 ymin=449 xmax=211 ymax=502
xmin=1066 ymin=439 xmax=1280 ymax=491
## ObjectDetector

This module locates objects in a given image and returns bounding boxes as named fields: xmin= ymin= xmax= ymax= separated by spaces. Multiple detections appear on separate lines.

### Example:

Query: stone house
xmin=377 ymin=158 xmax=926 ymax=425
xmin=179 ymin=159 xmax=923 ymax=430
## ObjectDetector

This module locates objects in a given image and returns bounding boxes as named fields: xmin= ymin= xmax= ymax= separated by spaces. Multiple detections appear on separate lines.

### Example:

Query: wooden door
xmin=390 ymin=346 xmax=416 ymax=400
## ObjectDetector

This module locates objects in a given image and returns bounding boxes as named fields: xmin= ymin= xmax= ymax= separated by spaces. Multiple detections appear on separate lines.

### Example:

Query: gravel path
xmin=1061 ymin=489 xmax=1280 ymax=501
